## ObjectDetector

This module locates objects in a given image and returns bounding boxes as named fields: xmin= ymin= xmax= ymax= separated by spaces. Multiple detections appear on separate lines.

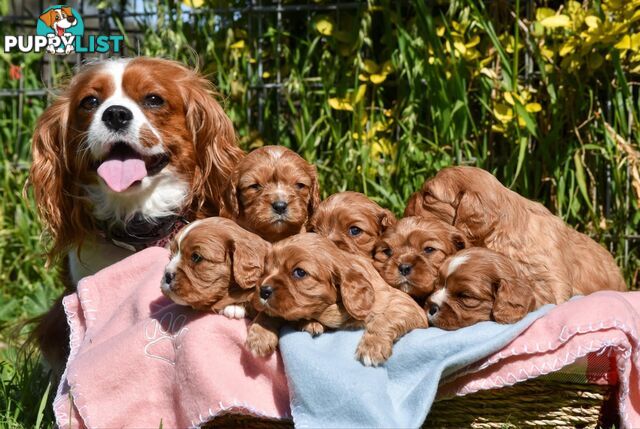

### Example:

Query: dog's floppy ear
xmin=306 ymin=164 xmax=321 ymax=218
xmin=182 ymin=69 xmax=244 ymax=216
xmin=29 ymin=94 xmax=92 ymax=261
xmin=231 ymin=238 xmax=268 ymax=289
xmin=449 ymin=228 xmax=469 ymax=251
xmin=377 ymin=208 xmax=396 ymax=233
xmin=39 ymin=10 xmax=56 ymax=28
xmin=221 ymin=168 xmax=241 ymax=218
xmin=403 ymin=191 xmax=423 ymax=217
xmin=61 ymin=7 xmax=74 ymax=17
xmin=491 ymin=277 xmax=534 ymax=324
xmin=334 ymin=263 xmax=375 ymax=320
xmin=454 ymin=191 xmax=495 ymax=243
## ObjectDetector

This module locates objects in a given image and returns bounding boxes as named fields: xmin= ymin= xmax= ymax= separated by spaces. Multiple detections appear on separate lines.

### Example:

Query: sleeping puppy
xmin=161 ymin=217 xmax=270 ymax=319
xmin=245 ymin=233 xmax=428 ymax=366
xmin=405 ymin=166 xmax=626 ymax=300
xmin=307 ymin=191 xmax=396 ymax=258
xmin=222 ymin=146 xmax=320 ymax=242
xmin=372 ymin=216 xmax=468 ymax=299
xmin=426 ymin=247 xmax=546 ymax=329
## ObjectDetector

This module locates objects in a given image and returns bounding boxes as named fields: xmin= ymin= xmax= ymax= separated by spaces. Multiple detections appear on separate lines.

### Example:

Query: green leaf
xmin=573 ymin=152 xmax=593 ymax=212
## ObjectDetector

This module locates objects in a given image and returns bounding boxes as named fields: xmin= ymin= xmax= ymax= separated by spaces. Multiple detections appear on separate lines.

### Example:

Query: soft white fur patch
xmin=447 ymin=254 xmax=470 ymax=277
xmin=430 ymin=288 xmax=448 ymax=307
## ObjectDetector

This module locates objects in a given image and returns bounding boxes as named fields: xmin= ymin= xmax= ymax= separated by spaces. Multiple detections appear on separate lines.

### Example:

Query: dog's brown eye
xmin=191 ymin=252 xmax=203 ymax=263
xmin=248 ymin=184 xmax=261 ymax=191
xmin=348 ymin=226 xmax=362 ymax=236
xmin=424 ymin=246 xmax=436 ymax=254
xmin=295 ymin=182 xmax=306 ymax=190
xmin=80 ymin=96 xmax=100 ymax=111
xmin=292 ymin=267 xmax=307 ymax=279
xmin=143 ymin=94 xmax=164 ymax=108
xmin=383 ymin=248 xmax=393 ymax=257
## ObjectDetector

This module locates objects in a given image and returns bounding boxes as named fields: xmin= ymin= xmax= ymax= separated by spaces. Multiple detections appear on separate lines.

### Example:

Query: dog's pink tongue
xmin=97 ymin=158 xmax=147 ymax=192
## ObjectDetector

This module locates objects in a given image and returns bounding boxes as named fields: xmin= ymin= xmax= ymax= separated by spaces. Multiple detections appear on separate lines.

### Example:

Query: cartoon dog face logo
xmin=38 ymin=7 xmax=77 ymax=54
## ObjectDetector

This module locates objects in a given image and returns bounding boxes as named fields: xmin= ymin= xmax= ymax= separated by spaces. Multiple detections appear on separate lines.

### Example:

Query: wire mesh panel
xmin=0 ymin=0 xmax=637 ymax=285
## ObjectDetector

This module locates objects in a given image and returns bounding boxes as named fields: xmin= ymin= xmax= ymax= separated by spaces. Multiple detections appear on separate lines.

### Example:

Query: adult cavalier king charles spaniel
xmin=30 ymin=57 xmax=243 ymax=369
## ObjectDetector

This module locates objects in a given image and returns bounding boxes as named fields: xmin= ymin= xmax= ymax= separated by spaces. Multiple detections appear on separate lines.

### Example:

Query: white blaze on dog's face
xmin=30 ymin=57 xmax=243 ymax=255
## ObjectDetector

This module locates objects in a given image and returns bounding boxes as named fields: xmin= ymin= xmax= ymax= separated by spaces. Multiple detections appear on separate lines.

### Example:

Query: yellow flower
xmin=183 ymin=0 xmax=204 ymax=7
xmin=540 ymin=14 xmax=572 ymax=29
xmin=328 ymin=85 xmax=367 ymax=112
xmin=314 ymin=17 xmax=334 ymax=36
xmin=359 ymin=60 xmax=393 ymax=84
xmin=230 ymin=40 xmax=245 ymax=50
xmin=493 ymin=103 xmax=513 ymax=123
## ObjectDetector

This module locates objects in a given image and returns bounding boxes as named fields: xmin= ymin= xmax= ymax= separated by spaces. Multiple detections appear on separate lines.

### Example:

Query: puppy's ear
xmin=403 ymin=192 xmax=423 ymax=217
xmin=221 ymin=169 xmax=241 ymax=218
xmin=39 ymin=10 xmax=55 ymax=27
xmin=454 ymin=191 xmax=494 ymax=242
xmin=231 ymin=239 xmax=268 ymax=289
xmin=334 ymin=264 xmax=375 ymax=320
xmin=377 ymin=208 xmax=396 ymax=233
xmin=61 ymin=7 xmax=74 ymax=17
xmin=183 ymin=71 xmax=244 ymax=216
xmin=307 ymin=164 xmax=321 ymax=218
xmin=491 ymin=277 xmax=535 ymax=324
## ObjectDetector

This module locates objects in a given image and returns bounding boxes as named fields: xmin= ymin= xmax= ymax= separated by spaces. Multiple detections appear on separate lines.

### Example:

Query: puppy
xmin=307 ymin=191 xmax=396 ymax=258
xmin=245 ymin=233 xmax=428 ymax=366
xmin=30 ymin=58 xmax=243 ymax=370
xmin=39 ymin=7 xmax=77 ymax=54
xmin=405 ymin=166 xmax=626 ymax=300
xmin=222 ymin=146 xmax=320 ymax=242
xmin=427 ymin=247 xmax=544 ymax=330
xmin=161 ymin=217 xmax=270 ymax=319
xmin=372 ymin=216 xmax=468 ymax=299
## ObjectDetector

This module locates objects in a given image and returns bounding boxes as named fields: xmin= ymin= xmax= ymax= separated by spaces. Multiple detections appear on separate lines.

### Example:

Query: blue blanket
xmin=279 ymin=304 xmax=553 ymax=428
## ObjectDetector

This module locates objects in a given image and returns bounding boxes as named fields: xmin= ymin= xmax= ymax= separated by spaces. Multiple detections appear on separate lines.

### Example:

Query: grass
xmin=0 ymin=1 xmax=639 ymax=428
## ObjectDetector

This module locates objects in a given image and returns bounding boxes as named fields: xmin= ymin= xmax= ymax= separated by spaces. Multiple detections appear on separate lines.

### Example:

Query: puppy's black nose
xmin=67 ymin=15 xmax=76 ymax=23
xmin=398 ymin=263 xmax=413 ymax=276
xmin=102 ymin=105 xmax=133 ymax=131
xmin=164 ymin=271 xmax=175 ymax=284
xmin=260 ymin=285 xmax=273 ymax=300
xmin=428 ymin=304 xmax=439 ymax=316
xmin=272 ymin=200 xmax=288 ymax=214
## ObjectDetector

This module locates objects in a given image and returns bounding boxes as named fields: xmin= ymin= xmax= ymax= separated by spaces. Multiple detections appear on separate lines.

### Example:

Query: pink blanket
xmin=54 ymin=245 xmax=640 ymax=428
xmin=441 ymin=291 xmax=640 ymax=428
xmin=53 ymin=247 xmax=290 ymax=429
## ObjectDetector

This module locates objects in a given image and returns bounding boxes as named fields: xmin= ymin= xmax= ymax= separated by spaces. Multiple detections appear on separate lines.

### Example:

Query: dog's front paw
xmin=299 ymin=320 xmax=325 ymax=337
xmin=65 ymin=44 xmax=75 ymax=54
xmin=245 ymin=322 xmax=278 ymax=357
xmin=47 ymin=45 xmax=55 ymax=54
xmin=355 ymin=334 xmax=393 ymax=367
xmin=222 ymin=304 xmax=246 ymax=319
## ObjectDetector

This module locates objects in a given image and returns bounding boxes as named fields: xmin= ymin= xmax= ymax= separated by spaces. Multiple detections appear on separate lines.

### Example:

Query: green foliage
xmin=0 ymin=1 xmax=639 ymax=428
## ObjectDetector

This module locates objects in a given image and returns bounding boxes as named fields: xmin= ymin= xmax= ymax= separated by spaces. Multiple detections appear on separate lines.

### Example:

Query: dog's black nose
xmin=164 ymin=271 xmax=175 ymax=284
xmin=398 ymin=263 xmax=413 ymax=276
xmin=428 ymin=304 xmax=439 ymax=316
xmin=67 ymin=15 xmax=76 ymax=23
xmin=260 ymin=285 xmax=273 ymax=300
xmin=102 ymin=105 xmax=133 ymax=131
xmin=272 ymin=200 xmax=288 ymax=215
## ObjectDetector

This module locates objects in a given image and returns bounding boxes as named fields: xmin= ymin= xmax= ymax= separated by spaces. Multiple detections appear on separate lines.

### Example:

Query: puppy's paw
xmin=245 ymin=322 xmax=278 ymax=357
xmin=222 ymin=304 xmax=246 ymax=319
xmin=355 ymin=335 xmax=393 ymax=367
xmin=299 ymin=320 xmax=325 ymax=337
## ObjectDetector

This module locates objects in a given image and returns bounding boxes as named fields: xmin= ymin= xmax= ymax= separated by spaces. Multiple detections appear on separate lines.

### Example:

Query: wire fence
xmin=1 ymin=0 xmax=638 ymax=275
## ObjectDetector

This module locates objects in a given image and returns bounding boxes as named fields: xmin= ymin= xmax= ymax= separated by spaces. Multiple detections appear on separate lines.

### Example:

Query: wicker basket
xmin=204 ymin=379 xmax=617 ymax=428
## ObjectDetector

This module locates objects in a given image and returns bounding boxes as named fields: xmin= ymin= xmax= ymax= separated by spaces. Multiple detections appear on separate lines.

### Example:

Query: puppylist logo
xmin=3 ymin=5 xmax=124 ymax=55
